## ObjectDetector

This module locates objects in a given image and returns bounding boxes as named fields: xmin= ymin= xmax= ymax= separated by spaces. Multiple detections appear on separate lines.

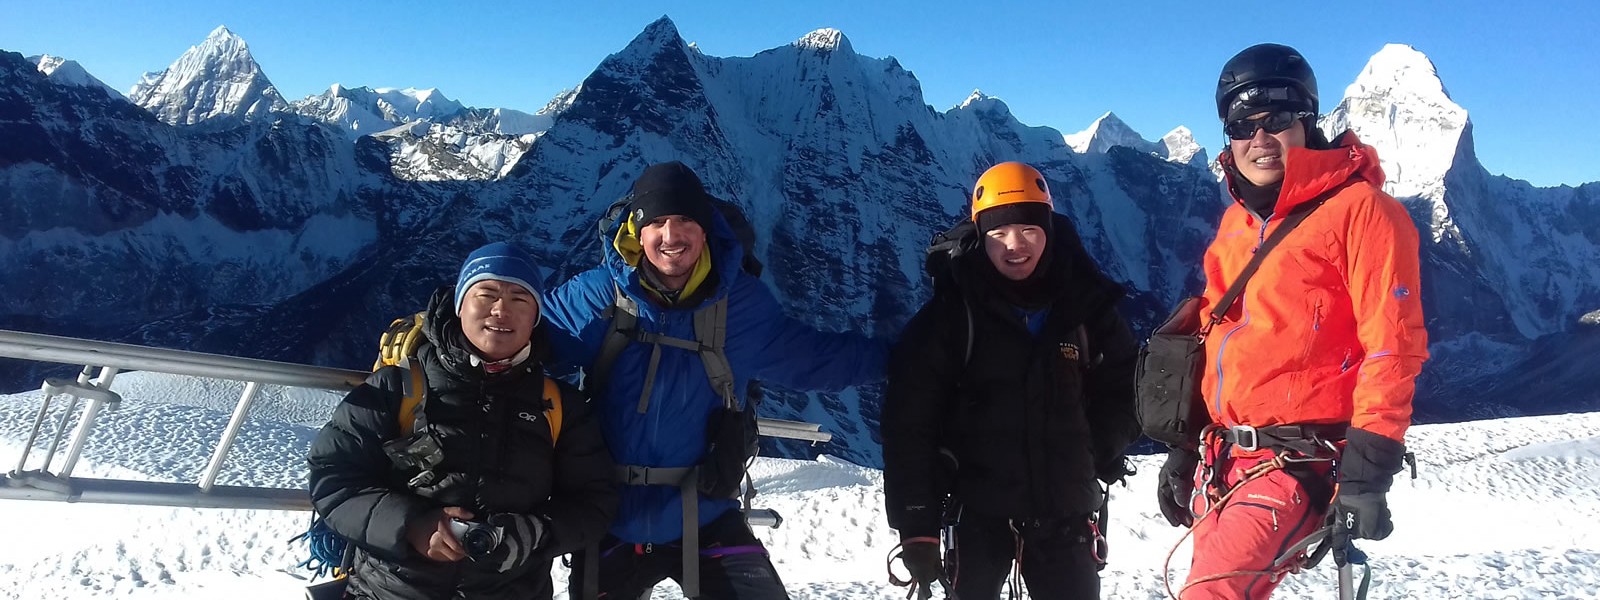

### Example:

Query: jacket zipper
xmin=1213 ymin=217 xmax=1274 ymax=427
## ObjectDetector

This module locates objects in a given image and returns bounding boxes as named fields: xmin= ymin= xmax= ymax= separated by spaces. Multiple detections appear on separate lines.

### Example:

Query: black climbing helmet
xmin=1215 ymin=43 xmax=1319 ymax=121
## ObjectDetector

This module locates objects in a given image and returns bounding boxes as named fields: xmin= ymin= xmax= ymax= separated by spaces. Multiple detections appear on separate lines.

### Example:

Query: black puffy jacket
xmin=883 ymin=214 xmax=1140 ymax=538
xmin=308 ymin=286 xmax=618 ymax=600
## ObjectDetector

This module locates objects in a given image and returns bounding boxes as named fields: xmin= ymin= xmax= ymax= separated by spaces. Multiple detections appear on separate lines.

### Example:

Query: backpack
xmin=296 ymin=312 xmax=565 ymax=589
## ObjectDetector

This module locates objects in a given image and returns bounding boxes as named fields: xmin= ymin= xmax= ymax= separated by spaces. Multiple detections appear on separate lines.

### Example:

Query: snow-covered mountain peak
xmin=620 ymin=16 xmax=687 ymax=58
xmin=957 ymin=89 xmax=990 ymax=109
xmin=955 ymin=89 xmax=1012 ymax=117
xmin=370 ymin=87 xmax=465 ymax=119
xmin=1064 ymin=111 xmax=1156 ymax=155
xmin=206 ymin=25 xmax=238 ymax=42
xmin=127 ymin=25 xmax=287 ymax=125
xmin=1357 ymin=44 xmax=1457 ymax=105
xmin=794 ymin=28 xmax=853 ymax=54
xmin=1159 ymin=126 xmax=1208 ymax=169
xmin=1324 ymin=44 xmax=1468 ymax=204
xmin=27 ymin=54 xmax=122 ymax=98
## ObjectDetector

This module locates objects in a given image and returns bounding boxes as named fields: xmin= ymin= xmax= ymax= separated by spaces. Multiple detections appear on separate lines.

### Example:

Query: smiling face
xmin=1229 ymin=111 xmax=1308 ymax=186
xmin=457 ymin=279 xmax=538 ymax=361
xmin=637 ymin=214 xmax=706 ymax=290
xmin=983 ymin=223 xmax=1047 ymax=281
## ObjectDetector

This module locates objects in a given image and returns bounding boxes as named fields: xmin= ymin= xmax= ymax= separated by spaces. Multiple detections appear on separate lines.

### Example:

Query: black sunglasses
xmin=1224 ymin=110 xmax=1313 ymax=140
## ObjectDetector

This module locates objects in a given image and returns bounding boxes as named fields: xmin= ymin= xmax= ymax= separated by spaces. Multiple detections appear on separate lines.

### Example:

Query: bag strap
xmin=1208 ymin=191 xmax=1337 ymax=326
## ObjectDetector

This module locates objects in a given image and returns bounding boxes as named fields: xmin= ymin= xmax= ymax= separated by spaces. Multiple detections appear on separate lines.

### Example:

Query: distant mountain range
xmin=2 ymin=18 xmax=1596 ymax=465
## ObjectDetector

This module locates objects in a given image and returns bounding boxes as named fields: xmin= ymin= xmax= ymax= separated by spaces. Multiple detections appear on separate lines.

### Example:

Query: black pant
xmin=568 ymin=511 xmax=788 ymax=599
xmin=949 ymin=514 xmax=1100 ymax=600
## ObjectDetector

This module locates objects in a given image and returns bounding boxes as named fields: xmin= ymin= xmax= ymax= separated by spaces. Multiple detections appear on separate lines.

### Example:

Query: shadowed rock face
xmin=2 ymin=30 xmax=1596 ymax=466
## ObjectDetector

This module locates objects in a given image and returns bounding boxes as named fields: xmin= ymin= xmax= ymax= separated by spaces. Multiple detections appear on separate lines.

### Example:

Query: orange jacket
xmin=1200 ymin=133 xmax=1428 ymax=443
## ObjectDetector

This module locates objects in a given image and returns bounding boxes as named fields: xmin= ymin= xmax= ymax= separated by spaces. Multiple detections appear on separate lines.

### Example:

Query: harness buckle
xmin=1230 ymin=425 xmax=1261 ymax=451
xmin=624 ymin=466 xmax=649 ymax=485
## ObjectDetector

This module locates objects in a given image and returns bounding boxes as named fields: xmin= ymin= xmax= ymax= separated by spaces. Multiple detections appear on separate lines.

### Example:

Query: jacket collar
xmin=1221 ymin=130 xmax=1385 ymax=217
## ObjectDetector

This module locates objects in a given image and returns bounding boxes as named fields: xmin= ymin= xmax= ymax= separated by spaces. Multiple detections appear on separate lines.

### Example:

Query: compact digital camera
xmin=447 ymin=518 xmax=504 ymax=559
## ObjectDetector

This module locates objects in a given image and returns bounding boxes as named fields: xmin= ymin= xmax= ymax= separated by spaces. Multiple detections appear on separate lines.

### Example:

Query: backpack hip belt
xmin=615 ymin=465 xmax=703 ymax=598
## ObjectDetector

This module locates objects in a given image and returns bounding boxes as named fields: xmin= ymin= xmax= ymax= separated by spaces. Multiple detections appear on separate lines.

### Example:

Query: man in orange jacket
xmin=1155 ymin=43 xmax=1429 ymax=599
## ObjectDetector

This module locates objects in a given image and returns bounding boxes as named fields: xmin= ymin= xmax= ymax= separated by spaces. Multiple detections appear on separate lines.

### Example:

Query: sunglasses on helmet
xmin=1224 ymin=110 xmax=1313 ymax=140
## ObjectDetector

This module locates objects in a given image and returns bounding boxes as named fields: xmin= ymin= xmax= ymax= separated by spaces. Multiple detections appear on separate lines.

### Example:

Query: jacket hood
xmin=600 ymin=201 xmax=746 ymax=312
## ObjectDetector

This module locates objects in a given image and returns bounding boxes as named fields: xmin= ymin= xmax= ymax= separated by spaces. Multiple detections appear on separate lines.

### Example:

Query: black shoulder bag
xmin=1135 ymin=196 xmax=1329 ymax=448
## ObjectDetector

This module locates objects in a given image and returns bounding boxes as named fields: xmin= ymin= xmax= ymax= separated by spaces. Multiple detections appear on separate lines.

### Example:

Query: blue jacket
xmin=541 ymin=208 xmax=887 ymax=543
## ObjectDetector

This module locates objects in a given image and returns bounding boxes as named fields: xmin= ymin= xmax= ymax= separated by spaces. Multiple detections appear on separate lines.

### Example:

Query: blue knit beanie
xmin=454 ymin=242 xmax=543 ymax=315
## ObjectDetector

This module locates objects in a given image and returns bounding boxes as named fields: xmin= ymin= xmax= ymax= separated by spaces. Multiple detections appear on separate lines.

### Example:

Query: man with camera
xmin=309 ymin=242 xmax=618 ymax=599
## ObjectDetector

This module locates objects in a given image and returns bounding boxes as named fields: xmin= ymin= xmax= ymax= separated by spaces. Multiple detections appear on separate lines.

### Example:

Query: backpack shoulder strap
xmin=962 ymin=295 xmax=975 ymax=369
xmin=544 ymin=377 xmax=563 ymax=445
xmin=693 ymin=296 xmax=736 ymax=409
xmin=589 ymin=283 xmax=639 ymax=394
xmin=1075 ymin=323 xmax=1095 ymax=370
xmin=397 ymin=365 xmax=427 ymax=435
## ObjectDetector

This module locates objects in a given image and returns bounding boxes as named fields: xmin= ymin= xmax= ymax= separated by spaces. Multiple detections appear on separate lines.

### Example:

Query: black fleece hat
xmin=976 ymin=202 xmax=1054 ymax=237
xmin=627 ymin=161 xmax=717 ymax=228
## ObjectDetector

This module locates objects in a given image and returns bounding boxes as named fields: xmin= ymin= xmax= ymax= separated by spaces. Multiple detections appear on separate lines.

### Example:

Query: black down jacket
xmin=308 ymin=286 xmax=618 ymax=600
xmin=883 ymin=213 xmax=1140 ymax=538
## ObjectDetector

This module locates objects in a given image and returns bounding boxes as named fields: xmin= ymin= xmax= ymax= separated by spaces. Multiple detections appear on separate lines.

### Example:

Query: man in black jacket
xmin=309 ymin=242 xmax=618 ymax=599
xmin=883 ymin=162 xmax=1140 ymax=599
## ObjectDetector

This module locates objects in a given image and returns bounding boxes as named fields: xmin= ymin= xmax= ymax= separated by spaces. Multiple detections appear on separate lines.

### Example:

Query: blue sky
xmin=4 ymin=0 xmax=1596 ymax=186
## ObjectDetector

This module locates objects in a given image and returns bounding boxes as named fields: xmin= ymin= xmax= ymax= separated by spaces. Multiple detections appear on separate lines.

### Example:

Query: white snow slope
xmin=2 ymin=372 xmax=1597 ymax=599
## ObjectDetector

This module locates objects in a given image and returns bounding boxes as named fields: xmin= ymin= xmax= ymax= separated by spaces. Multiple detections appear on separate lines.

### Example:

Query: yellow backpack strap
xmin=397 ymin=366 xmax=427 ymax=435
xmin=544 ymin=378 xmax=563 ymax=445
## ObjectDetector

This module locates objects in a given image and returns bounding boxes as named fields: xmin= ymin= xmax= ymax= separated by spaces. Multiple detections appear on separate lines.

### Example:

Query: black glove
xmin=1157 ymin=447 xmax=1199 ymax=527
xmin=899 ymin=540 xmax=944 ymax=587
xmin=1333 ymin=428 xmax=1406 ymax=545
xmin=487 ymin=513 xmax=547 ymax=573
xmin=1332 ymin=490 xmax=1392 ymax=542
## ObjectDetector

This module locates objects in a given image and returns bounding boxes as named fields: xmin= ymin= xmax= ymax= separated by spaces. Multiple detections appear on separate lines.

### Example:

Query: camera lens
xmin=461 ymin=524 xmax=503 ymax=559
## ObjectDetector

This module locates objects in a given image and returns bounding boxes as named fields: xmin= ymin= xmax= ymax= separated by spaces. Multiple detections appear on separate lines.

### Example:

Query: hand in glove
xmin=1333 ymin=428 xmax=1406 ymax=552
xmin=1332 ymin=490 xmax=1393 ymax=542
xmin=1157 ymin=447 xmax=1200 ymax=527
xmin=487 ymin=513 xmax=547 ymax=573
xmin=898 ymin=540 xmax=944 ymax=587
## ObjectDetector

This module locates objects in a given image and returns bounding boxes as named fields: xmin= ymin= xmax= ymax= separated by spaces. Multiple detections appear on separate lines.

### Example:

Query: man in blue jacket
xmin=543 ymin=161 xmax=887 ymax=599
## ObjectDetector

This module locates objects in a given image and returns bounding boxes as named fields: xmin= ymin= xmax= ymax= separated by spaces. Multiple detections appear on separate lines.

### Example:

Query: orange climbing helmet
xmin=970 ymin=162 xmax=1052 ymax=223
